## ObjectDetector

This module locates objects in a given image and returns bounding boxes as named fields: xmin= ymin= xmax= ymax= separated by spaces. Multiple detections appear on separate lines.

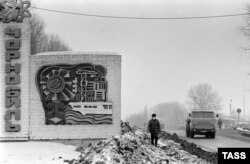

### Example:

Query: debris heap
xmin=72 ymin=129 xmax=213 ymax=164
xmin=160 ymin=131 xmax=218 ymax=164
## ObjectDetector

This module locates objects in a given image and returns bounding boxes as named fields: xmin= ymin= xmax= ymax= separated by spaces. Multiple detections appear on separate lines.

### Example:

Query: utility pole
xmin=237 ymin=108 xmax=241 ymax=125
xmin=243 ymin=95 xmax=245 ymax=121
xmin=230 ymin=99 xmax=232 ymax=116
xmin=230 ymin=99 xmax=232 ymax=125
xmin=244 ymin=73 xmax=250 ymax=122
xmin=243 ymin=89 xmax=250 ymax=121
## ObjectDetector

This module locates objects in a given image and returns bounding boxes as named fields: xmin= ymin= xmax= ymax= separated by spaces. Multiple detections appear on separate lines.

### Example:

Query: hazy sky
xmin=31 ymin=0 xmax=250 ymax=119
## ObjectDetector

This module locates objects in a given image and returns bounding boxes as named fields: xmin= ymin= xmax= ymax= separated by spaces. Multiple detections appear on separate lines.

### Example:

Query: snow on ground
xmin=0 ymin=141 xmax=80 ymax=164
xmin=73 ymin=129 xmax=212 ymax=164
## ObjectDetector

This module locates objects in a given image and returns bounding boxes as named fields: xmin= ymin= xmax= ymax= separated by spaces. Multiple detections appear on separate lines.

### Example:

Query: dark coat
xmin=148 ymin=119 xmax=161 ymax=134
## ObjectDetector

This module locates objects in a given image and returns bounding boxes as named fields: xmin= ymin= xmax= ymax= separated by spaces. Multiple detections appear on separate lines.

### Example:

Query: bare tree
xmin=126 ymin=102 xmax=187 ymax=130
xmin=151 ymin=102 xmax=187 ymax=130
xmin=187 ymin=83 xmax=222 ymax=111
xmin=43 ymin=33 xmax=71 ymax=52
xmin=126 ymin=111 xmax=146 ymax=128
xmin=28 ymin=13 xmax=71 ymax=55
xmin=28 ymin=14 xmax=45 ymax=55
xmin=240 ymin=4 xmax=250 ymax=51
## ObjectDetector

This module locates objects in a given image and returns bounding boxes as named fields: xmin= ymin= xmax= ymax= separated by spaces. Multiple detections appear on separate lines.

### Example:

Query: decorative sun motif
xmin=47 ymin=75 xmax=65 ymax=93
xmin=39 ymin=68 xmax=75 ymax=101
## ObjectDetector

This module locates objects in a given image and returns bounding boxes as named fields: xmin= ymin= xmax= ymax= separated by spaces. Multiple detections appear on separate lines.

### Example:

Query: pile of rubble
xmin=159 ymin=131 xmax=217 ymax=164
xmin=70 ymin=128 xmax=214 ymax=164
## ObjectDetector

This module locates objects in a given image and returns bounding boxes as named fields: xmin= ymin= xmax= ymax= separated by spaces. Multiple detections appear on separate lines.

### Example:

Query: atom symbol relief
xmin=0 ymin=0 xmax=31 ymax=23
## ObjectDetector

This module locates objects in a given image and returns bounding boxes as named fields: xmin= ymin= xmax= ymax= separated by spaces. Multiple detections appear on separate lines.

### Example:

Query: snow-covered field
xmin=0 ymin=141 xmax=80 ymax=164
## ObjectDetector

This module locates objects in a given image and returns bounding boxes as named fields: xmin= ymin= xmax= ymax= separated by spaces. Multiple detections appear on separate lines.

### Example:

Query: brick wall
xmin=29 ymin=52 xmax=121 ymax=139
xmin=0 ymin=23 xmax=30 ymax=140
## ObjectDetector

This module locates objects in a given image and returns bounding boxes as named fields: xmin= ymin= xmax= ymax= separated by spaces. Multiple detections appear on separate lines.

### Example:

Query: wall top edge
xmin=32 ymin=51 xmax=121 ymax=57
xmin=0 ymin=22 xmax=30 ymax=26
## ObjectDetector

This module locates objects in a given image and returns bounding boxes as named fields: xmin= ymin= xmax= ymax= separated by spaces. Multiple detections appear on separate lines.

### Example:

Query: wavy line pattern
xmin=65 ymin=108 xmax=112 ymax=125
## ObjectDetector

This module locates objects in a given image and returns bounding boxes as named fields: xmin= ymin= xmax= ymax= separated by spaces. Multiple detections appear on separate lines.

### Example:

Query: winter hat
xmin=152 ymin=113 xmax=156 ymax=117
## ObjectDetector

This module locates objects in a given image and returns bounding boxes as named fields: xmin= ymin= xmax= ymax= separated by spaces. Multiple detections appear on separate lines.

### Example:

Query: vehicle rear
xmin=187 ymin=111 xmax=217 ymax=138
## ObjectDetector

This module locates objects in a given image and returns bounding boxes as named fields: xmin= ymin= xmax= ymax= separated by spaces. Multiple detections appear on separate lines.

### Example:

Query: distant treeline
xmin=126 ymin=102 xmax=188 ymax=130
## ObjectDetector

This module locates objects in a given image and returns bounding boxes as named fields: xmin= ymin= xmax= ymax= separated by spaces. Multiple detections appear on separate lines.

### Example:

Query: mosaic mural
xmin=36 ymin=63 xmax=113 ymax=125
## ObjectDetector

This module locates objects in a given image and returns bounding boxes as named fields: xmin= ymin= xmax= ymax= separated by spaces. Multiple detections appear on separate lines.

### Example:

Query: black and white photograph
xmin=1 ymin=0 xmax=250 ymax=163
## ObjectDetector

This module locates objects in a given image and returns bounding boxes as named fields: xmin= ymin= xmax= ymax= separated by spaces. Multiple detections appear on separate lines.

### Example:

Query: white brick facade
xmin=29 ymin=52 xmax=121 ymax=140
xmin=0 ymin=23 xmax=121 ymax=140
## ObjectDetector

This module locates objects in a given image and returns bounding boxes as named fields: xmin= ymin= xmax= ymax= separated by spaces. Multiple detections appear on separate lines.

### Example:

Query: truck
xmin=186 ymin=110 xmax=218 ymax=139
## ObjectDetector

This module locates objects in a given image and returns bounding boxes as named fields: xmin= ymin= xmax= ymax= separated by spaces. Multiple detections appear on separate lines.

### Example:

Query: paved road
xmin=170 ymin=130 xmax=250 ymax=152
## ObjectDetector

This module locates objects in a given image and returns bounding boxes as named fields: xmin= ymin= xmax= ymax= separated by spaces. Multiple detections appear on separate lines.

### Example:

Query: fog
xmin=32 ymin=0 xmax=250 ymax=120
xmin=126 ymin=101 xmax=188 ymax=130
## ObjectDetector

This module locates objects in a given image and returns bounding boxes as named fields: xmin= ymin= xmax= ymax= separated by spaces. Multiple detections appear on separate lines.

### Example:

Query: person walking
xmin=148 ymin=113 xmax=161 ymax=147
xmin=218 ymin=118 xmax=222 ymax=130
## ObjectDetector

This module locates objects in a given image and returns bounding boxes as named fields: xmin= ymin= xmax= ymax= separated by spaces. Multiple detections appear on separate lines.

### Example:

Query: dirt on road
xmin=170 ymin=129 xmax=250 ymax=152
